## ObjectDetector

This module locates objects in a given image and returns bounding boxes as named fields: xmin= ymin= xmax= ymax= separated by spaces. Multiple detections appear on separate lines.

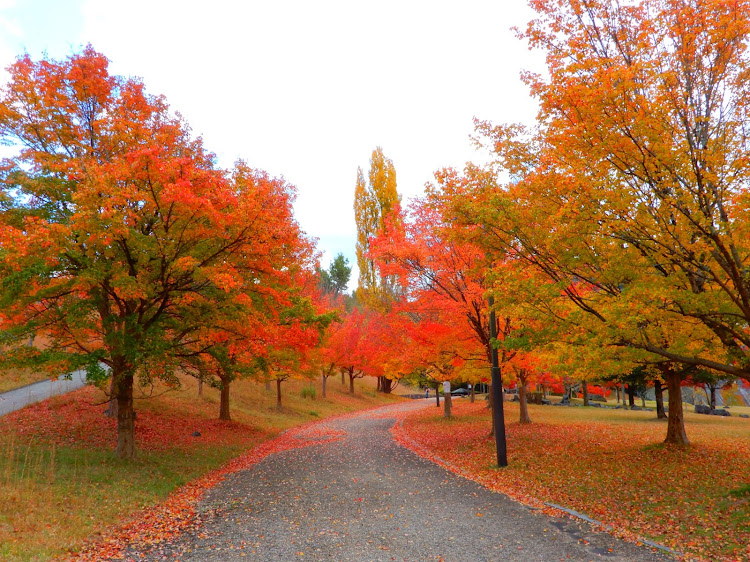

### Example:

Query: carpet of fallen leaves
xmin=0 ymin=386 xmax=264 ymax=453
xmin=392 ymin=401 xmax=750 ymax=562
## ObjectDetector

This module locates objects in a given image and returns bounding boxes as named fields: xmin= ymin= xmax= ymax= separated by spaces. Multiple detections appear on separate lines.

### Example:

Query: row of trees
xmin=0 ymin=47 xmax=338 ymax=459
xmin=4 ymin=0 xmax=748 ymax=461
xmin=345 ymin=0 xmax=750 ymax=448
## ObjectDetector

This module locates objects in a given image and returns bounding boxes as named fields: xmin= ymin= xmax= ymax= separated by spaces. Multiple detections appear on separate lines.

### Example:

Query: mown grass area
xmin=398 ymin=400 xmax=750 ymax=562
xmin=0 ymin=375 xmax=402 ymax=560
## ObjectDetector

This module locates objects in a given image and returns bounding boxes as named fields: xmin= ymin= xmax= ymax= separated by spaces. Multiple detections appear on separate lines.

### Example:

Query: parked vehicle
xmin=450 ymin=388 xmax=470 ymax=397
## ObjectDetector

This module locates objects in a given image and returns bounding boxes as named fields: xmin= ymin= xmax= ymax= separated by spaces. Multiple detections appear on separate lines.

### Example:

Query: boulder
xmin=710 ymin=409 xmax=731 ymax=417
xmin=739 ymin=414 xmax=749 ymax=419
xmin=694 ymin=404 xmax=712 ymax=415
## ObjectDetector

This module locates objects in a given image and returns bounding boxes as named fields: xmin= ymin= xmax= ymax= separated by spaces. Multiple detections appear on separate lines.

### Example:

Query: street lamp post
xmin=488 ymin=295 xmax=508 ymax=467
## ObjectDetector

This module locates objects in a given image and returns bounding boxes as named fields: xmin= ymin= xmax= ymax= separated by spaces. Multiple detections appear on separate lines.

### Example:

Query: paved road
xmin=126 ymin=401 xmax=672 ymax=561
xmin=0 ymin=369 xmax=87 ymax=417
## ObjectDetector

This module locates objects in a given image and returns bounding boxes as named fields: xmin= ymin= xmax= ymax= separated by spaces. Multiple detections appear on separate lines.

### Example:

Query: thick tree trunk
xmin=114 ymin=370 xmax=136 ymax=459
xmin=665 ymin=370 xmax=689 ymax=445
xmin=321 ymin=374 xmax=327 ymax=398
xmin=376 ymin=376 xmax=382 ymax=392
xmin=518 ymin=377 xmax=531 ymax=424
xmin=276 ymin=378 xmax=283 ymax=409
xmin=621 ymin=383 xmax=627 ymax=406
xmin=435 ymin=382 xmax=440 ymax=407
xmin=198 ymin=378 xmax=203 ymax=397
xmin=581 ymin=380 xmax=589 ymax=407
xmin=627 ymin=385 xmax=636 ymax=407
xmin=381 ymin=377 xmax=393 ymax=394
xmin=105 ymin=376 xmax=118 ymax=419
xmin=615 ymin=385 xmax=620 ymax=403
xmin=219 ymin=377 xmax=231 ymax=421
xmin=710 ymin=386 xmax=717 ymax=410
xmin=443 ymin=392 xmax=452 ymax=418
xmin=654 ymin=379 xmax=667 ymax=419
xmin=349 ymin=372 xmax=355 ymax=395
xmin=470 ymin=384 xmax=475 ymax=403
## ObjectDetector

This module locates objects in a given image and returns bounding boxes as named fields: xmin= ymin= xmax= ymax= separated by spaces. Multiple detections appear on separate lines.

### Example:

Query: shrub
xmin=301 ymin=387 xmax=316 ymax=400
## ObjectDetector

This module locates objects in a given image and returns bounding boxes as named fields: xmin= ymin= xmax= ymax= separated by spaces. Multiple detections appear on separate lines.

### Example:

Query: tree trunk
xmin=376 ymin=376 xmax=382 ymax=392
xmin=276 ymin=378 xmax=283 ymax=409
xmin=710 ymin=385 xmax=717 ymax=410
xmin=581 ymin=379 xmax=589 ymax=407
xmin=265 ymin=378 xmax=271 ymax=391
xmin=654 ymin=379 xmax=667 ymax=419
xmin=349 ymin=372 xmax=355 ymax=395
xmin=321 ymin=374 xmax=327 ymax=398
xmin=198 ymin=378 xmax=203 ymax=397
xmin=488 ymin=384 xmax=495 ymax=437
xmin=443 ymin=392 xmax=452 ymax=418
xmin=105 ymin=376 xmax=118 ymax=419
xmin=665 ymin=370 xmax=689 ymax=445
xmin=435 ymin=381 xmax=440 ymax=407
xmin=621 ymin=383 xmax=627 ymax=406
xmin=381 ymin=377 xmax=393 ymax=394
xmin=470 ymin=384 xmax=475 ymax=403
xmin=114 ymin=370 xmax=136 ymax=460
xmin=518 ymin=376 xmax=531 ymax=424
xmin=627 ymin=385 xmax=635 ymax=407
xmin=615 ymin=385 xmax=620 ymax=403
xmin=219 ymin=377 xmax=231 ymax=421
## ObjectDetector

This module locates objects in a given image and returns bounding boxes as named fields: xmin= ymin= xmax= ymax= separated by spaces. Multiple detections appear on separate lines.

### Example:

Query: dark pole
xmin=488 ymin=295 xmax=508 ymax=467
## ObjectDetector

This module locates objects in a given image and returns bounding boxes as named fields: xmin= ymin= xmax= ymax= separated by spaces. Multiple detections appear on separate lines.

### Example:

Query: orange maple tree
xmin=0 ymin=48 xmax=312 ymax=458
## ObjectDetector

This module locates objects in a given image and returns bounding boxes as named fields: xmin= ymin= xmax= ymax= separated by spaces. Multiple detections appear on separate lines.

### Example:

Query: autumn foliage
xmin=0 ymin=47 xmax=318 ymax=458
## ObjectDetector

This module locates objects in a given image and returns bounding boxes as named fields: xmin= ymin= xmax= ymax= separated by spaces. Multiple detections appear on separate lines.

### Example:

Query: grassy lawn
xmin=396 ymin=400 xmax=750 ymax=562
xmin=0 ymin=375 xmax=402 ymax=560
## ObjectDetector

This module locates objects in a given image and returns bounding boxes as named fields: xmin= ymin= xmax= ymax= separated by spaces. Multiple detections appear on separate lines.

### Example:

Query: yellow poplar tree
xmin=354 ymin=146 xmax=400 ymax=308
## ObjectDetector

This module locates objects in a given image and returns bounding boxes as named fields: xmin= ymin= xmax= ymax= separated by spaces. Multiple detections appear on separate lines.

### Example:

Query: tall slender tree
xmin=353 ymin=147 xmax=400 ymax=308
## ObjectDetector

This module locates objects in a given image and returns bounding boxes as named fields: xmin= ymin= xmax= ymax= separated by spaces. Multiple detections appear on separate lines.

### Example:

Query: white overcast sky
xmin=0 ymin=0 xmax=544 ymax=289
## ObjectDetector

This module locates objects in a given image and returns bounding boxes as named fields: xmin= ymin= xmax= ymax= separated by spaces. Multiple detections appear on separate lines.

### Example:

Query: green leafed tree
xmin=318 ymin=253 xmax=351 ymax=296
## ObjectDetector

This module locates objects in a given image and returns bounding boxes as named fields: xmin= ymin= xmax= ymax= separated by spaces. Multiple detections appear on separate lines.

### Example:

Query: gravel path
xmin=126 ymin=401 xmax=673 ymax=561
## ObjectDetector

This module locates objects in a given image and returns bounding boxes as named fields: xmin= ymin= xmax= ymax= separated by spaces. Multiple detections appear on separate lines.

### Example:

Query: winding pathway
xmin=126 ymin=401 xmax=672 ymax=561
